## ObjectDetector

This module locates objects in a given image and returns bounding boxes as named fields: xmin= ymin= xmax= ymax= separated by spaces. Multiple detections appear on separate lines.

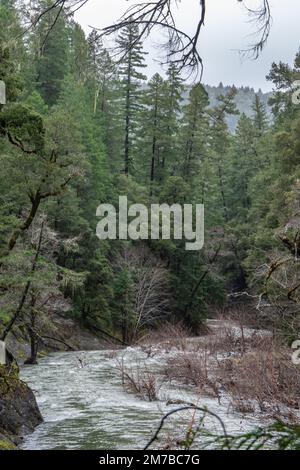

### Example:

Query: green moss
xmin=0 ymin=364 xmax=23 ymax=397
xmin=0 ymin=439 xmax=17 ymax=450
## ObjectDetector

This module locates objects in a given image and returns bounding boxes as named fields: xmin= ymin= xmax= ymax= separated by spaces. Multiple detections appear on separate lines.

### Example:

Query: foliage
xmin=0 ymin=0 xmax=299 ymax=350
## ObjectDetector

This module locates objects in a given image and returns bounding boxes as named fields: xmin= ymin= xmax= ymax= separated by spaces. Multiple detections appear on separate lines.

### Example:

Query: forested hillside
xmin=0 ymin=0 xmax=300 ymax=356
xmin=187 ymin=84 xmax=273 ymax=132
xmin=1 ymin=0 xmax=300 ymax=454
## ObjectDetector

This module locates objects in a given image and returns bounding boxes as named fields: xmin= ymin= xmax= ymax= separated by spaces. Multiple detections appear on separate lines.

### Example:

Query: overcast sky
xmin=75 ymin=0 xmax=300 ymax=92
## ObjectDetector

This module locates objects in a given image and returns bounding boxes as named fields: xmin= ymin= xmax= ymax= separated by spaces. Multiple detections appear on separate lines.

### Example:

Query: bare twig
xmin=144 ymin=405 xmax=228 ymax=450
xmin=20 ymin=0 xmax=272 ymax=78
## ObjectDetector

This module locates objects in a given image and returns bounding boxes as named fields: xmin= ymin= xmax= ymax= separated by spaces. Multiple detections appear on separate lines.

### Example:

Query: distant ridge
xmin=183 ymin=83 xmax=273 ymax=132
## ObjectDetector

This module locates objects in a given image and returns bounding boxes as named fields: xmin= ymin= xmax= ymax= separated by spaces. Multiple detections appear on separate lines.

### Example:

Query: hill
xmin=183 ymin=83 xmax=273 ymax=132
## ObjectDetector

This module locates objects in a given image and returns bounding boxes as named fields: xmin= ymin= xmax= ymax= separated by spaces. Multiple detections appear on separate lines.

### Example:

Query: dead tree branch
xmin=144 ymin=405 xmax=228 ymax=450
xmin=20 ymin=0 xmax=272 ymax=78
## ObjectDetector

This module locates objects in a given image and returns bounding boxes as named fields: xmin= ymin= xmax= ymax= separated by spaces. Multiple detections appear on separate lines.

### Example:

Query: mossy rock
xmin=0 ymin=439 xmax=17 ymax=451
xmin=0 ymin=364 xmax=24 ymax=398
xmin=0 ymin=364 xmax=43 ymax=442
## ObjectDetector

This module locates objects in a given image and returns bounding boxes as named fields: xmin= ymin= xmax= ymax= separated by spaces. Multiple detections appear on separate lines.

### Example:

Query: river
xmin=20 ymin=338 xmax=263 ymax=450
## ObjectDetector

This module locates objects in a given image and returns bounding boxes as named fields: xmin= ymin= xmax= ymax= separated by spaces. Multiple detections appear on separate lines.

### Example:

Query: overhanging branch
xmin=20 ymin=0 xmax=272 ymax=78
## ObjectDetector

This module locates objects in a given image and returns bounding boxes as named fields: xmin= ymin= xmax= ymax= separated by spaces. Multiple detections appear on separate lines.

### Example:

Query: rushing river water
xmin=20 ymin=349 xmax=166 ymax=450
xmin=20 ymin=340 xmax=263 ymax=450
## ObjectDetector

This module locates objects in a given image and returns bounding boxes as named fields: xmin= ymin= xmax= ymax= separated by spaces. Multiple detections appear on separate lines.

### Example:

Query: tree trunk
xmin=24 ymin=294 xmax=39 ymax=365
xmin=2 ymin=193 xmax=41 ymax=259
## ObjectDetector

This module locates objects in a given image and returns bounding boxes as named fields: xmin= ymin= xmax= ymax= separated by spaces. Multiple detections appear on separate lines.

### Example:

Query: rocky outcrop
xmin=0 ymin=365 xmax=42 ymax=449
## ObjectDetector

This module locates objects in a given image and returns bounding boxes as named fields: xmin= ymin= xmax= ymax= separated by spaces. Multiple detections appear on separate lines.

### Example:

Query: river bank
xmin=5 ymin=312 xmax=110 ymax=363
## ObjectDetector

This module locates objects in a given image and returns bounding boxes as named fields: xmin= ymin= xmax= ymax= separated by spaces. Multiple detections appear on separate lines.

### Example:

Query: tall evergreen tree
xmin=161 ymin=63 xmax=184 ymax=177
xmin=209 ymin=88 xmax=239 ymax=224
xmin=179 ymin=83 xmax=209 ymax=181
xmin=116 ymin=23 xmax=147 ymax=176
xmin=69 ymin=21 xmax=89 ymax=84
xmin=32 ymin=0 xmax=69 ymax=105
xmin=87 ymin=30 xmax=115 ymax=116
xmin=138 ymin=73 xmax=168 ymax=193
xmin=252 ymin=94 xmax=269 ymax=136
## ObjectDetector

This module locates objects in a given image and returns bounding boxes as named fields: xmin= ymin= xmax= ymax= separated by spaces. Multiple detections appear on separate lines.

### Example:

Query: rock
xmin=166 ymin=399 xmax=196 ymax=407
xmin=24 ymin=357 xmax=38 ymax=365
xmin=0 ymin=365 xmax=42 ymax=447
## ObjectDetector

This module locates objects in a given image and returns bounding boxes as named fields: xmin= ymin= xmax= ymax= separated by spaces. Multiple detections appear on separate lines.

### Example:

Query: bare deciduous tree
xmin=114 ymin=244 xmax=170 ymax=343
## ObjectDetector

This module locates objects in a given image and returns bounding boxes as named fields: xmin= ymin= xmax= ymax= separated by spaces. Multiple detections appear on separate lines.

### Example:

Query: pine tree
xmin=116 ymin=23 xmax=147 ymax=176
xmin=87 ymin=30 xmax=116 ymax=116
xmin=210 ymin=88 xmax=239 ymax=224
xmin=161 ymin=63 xmax=184 ymax=177
xmin=267 ymin=49 xmax=300 ymax=124
xmin=0 ymin=0 xmax=24 ymax=103
xmin=227 ymin=113 xmax=258 ymax=220
xmin=32 ymin=0 xmax=69 ymax=105
xmin=69 ymin=21 xmax=89 ymax=84
xmin=252 ymin=94 xmax=269 ymax=136
xmin=208 ymin=89 xmax=249 ymax=290
xmin=137 ymin=73 xmax=168 ymax=193
xmin=179 ymin=83 xmax=209 ymax=181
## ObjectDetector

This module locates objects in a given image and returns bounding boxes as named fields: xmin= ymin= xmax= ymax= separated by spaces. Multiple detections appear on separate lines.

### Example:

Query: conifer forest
xmin=0 ymin=0 xmax=300 ymax=455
